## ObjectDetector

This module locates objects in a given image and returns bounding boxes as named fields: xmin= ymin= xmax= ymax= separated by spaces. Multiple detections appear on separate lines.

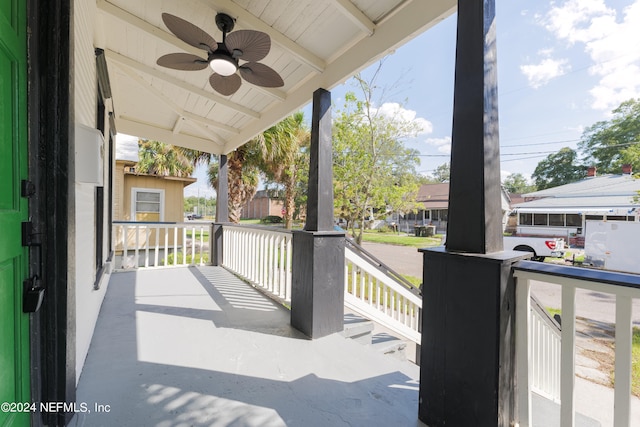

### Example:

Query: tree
xmin=333 ymin=66 xmax=423 ymax=244
xmin=502 ymin=172 xmax=536 ymax=194
xmin=136 ymin=139 xmax=193 ymax=177
xmin=579 ymin=98 xmax=640 ymax=174
xmin=207 ymin=144 xmax=260 ymax=223
xmin=531 ymin=147 xmax=584 ymax=190
xmin=254 ymin=112 xmax=310 ymax=229
xmin=431 ymin=163 xmax=450 ymax=183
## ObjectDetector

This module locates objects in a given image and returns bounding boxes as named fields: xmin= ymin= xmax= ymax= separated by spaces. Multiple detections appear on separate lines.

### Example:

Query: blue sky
xmin=339 ymin=0 xmax=640 ymax=182
xmin=118 ymin=0 xmax=640 ymax=198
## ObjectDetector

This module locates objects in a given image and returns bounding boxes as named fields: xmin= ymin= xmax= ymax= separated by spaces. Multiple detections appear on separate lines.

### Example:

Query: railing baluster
xmin=122 ymin=225 xmax=128 ymax=269
xmin=144 ymin=226 xmax=150 ymax=268
xmin=200 ymin=225 xmax=205 ymax=265
xmin=134 ymin=225 xmax=140 ymax=268
xmin=614 ymin=295 xmax=632 ymax=427
xmin=515 ymin=275 xmax=532 ymax=427
xmin=560 ymin=284 xmax=576 ymax=427
xmin=163 ymin=227 xmax=169 ymax=266
xmin=173 ymin=226 xmax=178 ymax=266
xmin=154 ymin=226 xmax=160 ymax=267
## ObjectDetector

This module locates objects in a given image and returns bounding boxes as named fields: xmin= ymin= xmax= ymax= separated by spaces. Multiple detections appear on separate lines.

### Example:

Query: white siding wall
xmin=73 ymin=0 xmax=112 ymax=384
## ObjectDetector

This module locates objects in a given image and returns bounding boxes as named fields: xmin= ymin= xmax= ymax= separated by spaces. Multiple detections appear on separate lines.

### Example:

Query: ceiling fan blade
xmin=157 ymin=53 xmax=209 ymax=71
xmin=239 ymin=62 xmax=284 ymax=88
xmin=209 ymin=73 xmax=242 ymax=96
xmin=162 ymin=13 xmax=217 ymax=52
xmin=225 ymin=30 xmax=271 ymax=62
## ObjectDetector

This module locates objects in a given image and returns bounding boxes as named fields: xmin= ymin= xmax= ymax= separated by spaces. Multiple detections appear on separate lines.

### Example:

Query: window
xmin=519 ymin=213 xmax=533 ymax=225
xmin=585 ymin=215 xmax=603 ymax=221
xmin=549 ymin=214 xmax=564 ymax=226
xmin=566 ymin=214 xmax=582 ymax=226
xmin=131 ymin=188 xmax=164 ymax=221
xmin=534 ymin=213 xmax=548 ymax=226
xmin=606 ymin=215 xmax=626 ymax=221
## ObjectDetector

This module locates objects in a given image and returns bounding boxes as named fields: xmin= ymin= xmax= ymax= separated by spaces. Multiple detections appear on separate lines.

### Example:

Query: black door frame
xmin=28 ymin=1 xmax=74 ymax=426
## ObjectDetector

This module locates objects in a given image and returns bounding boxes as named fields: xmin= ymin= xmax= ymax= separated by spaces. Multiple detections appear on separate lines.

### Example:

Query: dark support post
xmin=305 ymin=88 xmax=334 ymax=233
xmin=211 ymin=223 xmax=223 ymax=266
xmin=212 ymin=154 xmax=229 ymax=267
xmin=291 ymin=88 xmax=345 ymax=339
xmin=215 ymin=154 xmax=229 ymax=223
xmin=418 ymin=2 xmax=527 ymax=425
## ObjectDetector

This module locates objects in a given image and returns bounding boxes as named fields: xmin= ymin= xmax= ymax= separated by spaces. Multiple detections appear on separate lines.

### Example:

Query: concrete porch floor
xmin=70 ymin=266 xmax=424 ymax=427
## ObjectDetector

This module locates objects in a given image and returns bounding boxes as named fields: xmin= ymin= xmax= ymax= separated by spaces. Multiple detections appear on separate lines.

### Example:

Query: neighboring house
xmin=390 ymin=183 xmax=511 ymax=233
xmin=241 ymin=189 xmax=285 ymax=219
xmin=114 ymin=159 xmax=196 ymax=222
xmin=511 ymin=166 xmax=640 ymax=246
xmin=113 ymin=149 xmax=196 ymax=267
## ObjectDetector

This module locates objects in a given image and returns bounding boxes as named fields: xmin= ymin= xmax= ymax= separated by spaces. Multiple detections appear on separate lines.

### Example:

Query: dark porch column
xmin=212 ymin=154 xmax=229 ymax=266
xmin=291 ymin=88 xmax=345 ymax=339
xmin=215 ymin=154 xmax=229 ymax=223
xmin=418 ymin=2 xmax=527 ymax=425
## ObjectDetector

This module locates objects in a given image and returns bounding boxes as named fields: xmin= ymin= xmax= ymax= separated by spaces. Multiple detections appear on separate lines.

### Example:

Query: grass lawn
xmin=360 ymin=230 xmax=443 ymax=248
xmin=546 ymin=307 xmax=639 ymax=397
xmin=402 ymin=274 xmax=422 ymax=288
xmin=239 ymin=218 xmax=262 ymax=225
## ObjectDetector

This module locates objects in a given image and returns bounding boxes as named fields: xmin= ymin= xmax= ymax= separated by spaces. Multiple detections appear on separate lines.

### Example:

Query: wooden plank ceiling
xmin=97 ymin=0 xmax=456 ymax=154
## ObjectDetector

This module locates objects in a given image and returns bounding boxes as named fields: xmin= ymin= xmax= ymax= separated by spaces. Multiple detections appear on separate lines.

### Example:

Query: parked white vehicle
xmin=584 ymin=220 xmax=640 ymax=274
xmin=504 ymin=236 xmax=566 ymax=261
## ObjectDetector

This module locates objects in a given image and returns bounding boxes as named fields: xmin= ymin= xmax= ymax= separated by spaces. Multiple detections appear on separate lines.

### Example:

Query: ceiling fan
xmin=157 ymin=12 xmax=284 ymax=96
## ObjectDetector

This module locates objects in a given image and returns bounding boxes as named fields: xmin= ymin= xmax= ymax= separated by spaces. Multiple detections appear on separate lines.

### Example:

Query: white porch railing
xmin=113 ymin=221 xmax=211 ymax=269
xmin=514 ymin=261 xmax=640 ymax=427
xmin=222 ymin=225 xmax=293 ymax=302
xmin=530 ymin=296 xmax=561 ymax=402
xmin=344 ymin=244 xmax=422 ymax=344
xmin=219 ymin=225 xmax=422 ymax=344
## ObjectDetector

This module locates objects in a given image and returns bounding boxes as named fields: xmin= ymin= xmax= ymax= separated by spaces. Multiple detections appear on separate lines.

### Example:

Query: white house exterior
xmin=511 ymin=172 xmax=640 ymax=246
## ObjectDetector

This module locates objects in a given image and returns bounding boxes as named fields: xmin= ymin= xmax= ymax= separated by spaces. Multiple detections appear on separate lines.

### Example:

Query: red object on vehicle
xmin=545 ymin=240 xmax=557 ymax=250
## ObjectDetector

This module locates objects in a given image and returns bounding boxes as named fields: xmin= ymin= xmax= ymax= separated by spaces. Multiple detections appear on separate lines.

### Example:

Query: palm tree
xmin=207 ymin=143 xmax=261 ymax=223
xmin=255 ymin=112 xmax=310 ymax=229
xmin=136 ymin=139 xmax=194 ymax=177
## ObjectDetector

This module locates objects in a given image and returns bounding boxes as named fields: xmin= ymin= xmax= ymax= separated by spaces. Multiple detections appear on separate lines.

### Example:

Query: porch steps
xmin=342 ymin=312 xmax=409 ymax=361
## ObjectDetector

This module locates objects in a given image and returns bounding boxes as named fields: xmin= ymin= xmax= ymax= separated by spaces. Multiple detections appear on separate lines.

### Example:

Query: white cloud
xmin=520 ymin=57 xmax=571 ymax=88
xmin=374 ymin=102 xmax=433 ymax=135
xmin=542 ymin=0 xmax=640 ymax=110
xmin=426 ymin=136 xmax=451 ymax=154
xmin=115 ymin=133 xmax=139 ymax=162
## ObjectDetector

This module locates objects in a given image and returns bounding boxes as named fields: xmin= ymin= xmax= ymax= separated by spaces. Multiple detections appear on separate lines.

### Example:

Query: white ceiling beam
xmin=100 ymin=1 xmax=287 ymax=102
xmin=113 ymin=62 xmax=235 ymax=138
xmin=172 ymin=116 xmax=186 ymax=134
xmin=97 ymin=0 xmax=204 ymax=57
xmin=223 ymin=0 xmax=456 ymax=154
xmin=330 ymin=0 xmax=375 ymax=35
xmin=117 ymin=116 xmax=223 ymax=154
xmin=202 ymin=0 xmax=326 ymax=73
xmin=104 ymin=49 xmax=261 ymax=118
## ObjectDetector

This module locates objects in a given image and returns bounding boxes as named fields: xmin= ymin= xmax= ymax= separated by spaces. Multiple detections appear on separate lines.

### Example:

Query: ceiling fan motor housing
xmin=215 ymin=13 xmax=235 ymax=35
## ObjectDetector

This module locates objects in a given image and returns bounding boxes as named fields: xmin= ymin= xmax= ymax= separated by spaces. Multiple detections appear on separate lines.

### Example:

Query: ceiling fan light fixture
xmin=209 ymin=52 xmax=237 ymax=76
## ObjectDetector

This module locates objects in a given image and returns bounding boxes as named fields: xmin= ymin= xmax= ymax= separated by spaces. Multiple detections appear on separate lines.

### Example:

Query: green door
xmin=0 ymin=0 xmax=30 ymax=426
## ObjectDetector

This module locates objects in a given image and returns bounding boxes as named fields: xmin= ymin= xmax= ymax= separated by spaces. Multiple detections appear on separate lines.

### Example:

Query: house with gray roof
xmin=511 ymin=167 xmax=640 ymax=246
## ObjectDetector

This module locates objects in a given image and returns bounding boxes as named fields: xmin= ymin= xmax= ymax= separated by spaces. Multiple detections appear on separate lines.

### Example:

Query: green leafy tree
xmin=531 ymin=147 xmax=584 ymax=190
xmin=579 ymin=98 xmax=640 ymax=174
xmin=502 ymin=172 xmax=536 ymax=193
xmin=431 ymin=163 xmax=450 ymax=183
xmin=254 ymin=112 xmax=310 ymax=229
xmin=333 ymin=67 xmax=423 ymax=244
xmin=136 ymin=139 xmax=193 ymax=177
